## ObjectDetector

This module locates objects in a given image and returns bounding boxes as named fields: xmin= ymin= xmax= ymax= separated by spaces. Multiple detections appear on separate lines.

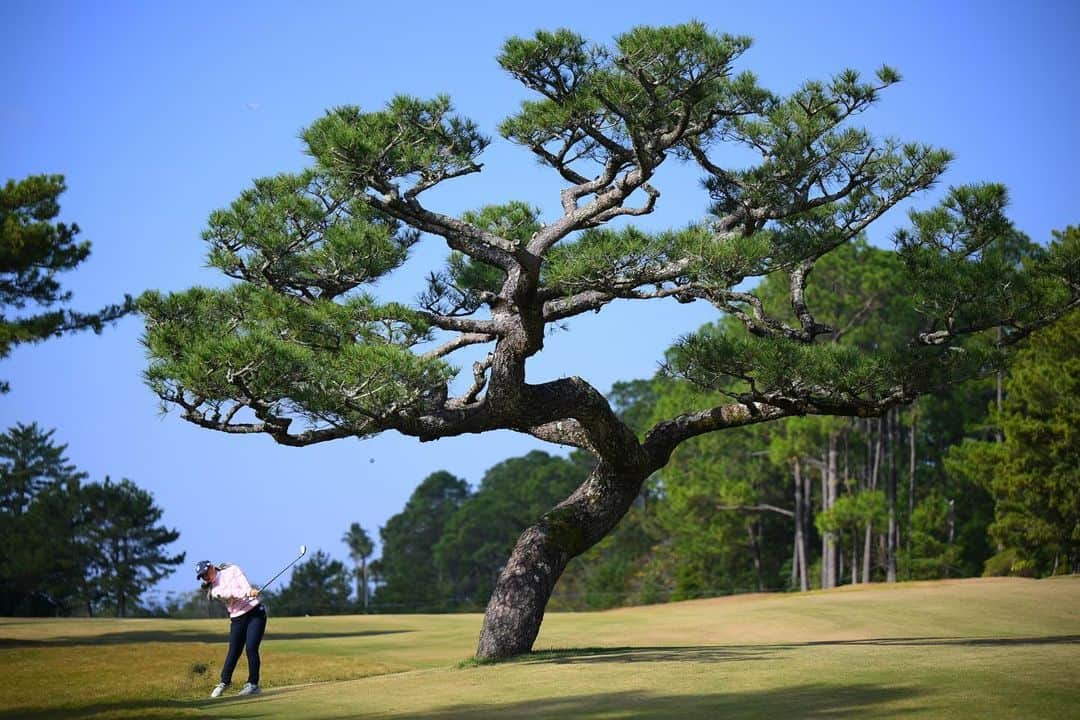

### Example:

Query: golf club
xmin=258 ymin=544 xmax=307 ymax=592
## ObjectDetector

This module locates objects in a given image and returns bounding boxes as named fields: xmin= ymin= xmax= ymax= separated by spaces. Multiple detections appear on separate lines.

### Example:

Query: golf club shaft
xmin=258 ymin=547 xmax=307 ymax=591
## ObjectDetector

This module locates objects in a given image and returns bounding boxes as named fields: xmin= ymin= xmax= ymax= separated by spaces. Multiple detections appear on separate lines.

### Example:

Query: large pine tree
xmin=140 ymin=24 xmax=1079 ymax=657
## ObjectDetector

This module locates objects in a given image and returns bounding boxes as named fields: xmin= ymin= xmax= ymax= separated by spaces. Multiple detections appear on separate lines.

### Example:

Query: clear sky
xmin=3 ymin=0 xmax=1078 ymax=603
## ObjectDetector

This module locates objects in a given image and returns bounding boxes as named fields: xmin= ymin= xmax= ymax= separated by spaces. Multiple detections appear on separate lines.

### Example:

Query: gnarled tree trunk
xmin=476 ymin=459 xmax=648 ymax=660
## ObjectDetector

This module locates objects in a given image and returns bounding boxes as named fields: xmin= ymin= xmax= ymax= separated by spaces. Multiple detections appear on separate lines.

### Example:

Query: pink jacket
xmin=209 ymin=565 xmax=260 ymax=618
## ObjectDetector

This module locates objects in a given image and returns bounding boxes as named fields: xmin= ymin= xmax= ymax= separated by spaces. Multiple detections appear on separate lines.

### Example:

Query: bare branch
xmin=458 ymin=354 xmax=494 ymax=406
xmin=542 ymin=283 xmax=688 ymax=322
xmin=585 ymin=183 xmax=660 ymax=226
xmin=364 ymin=192 xmax=522 ymax=271
xmin=421 ymin=332 xmax=496 ymax=360
xmin=644 ymin=402 xmax=791 ymax=465
xmin=789 ymin=260 xmax=832 ymax=340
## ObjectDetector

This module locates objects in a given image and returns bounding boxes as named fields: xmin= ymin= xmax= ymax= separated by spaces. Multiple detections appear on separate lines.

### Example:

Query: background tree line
xmin=1 ymin=174 xmax=182 ymax=617
xmin=0 ymin=423 xmax=184 ymax=617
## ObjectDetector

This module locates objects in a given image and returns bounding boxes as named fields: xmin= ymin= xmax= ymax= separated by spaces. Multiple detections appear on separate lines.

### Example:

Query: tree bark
xmin=863 ymin=417 xmax=883 ymax=584
xmin=748 ymin=522 xmax=763 ymax=592
xmin=908 ymin=401 xmax=917 ymax=579
xmin=804 ymin=462 xmax=813 ymax=589
xmin=476 ymin=459 xmax=647 ymax=659
xmin=793 ymin=458 xmax=809 ymax=592
xmin=821 ymin=461 xmax=829 ymax=589
xmin=838 ymin=539 xmax=845 ymax=584
xmin=886 ymin=409 xmax=898 ymax=583
xmin=824 ymin=433 xmax=839 ymax=588
xmin=851 ymin=530 xmax=858 ymax=584
xmin=862 ymin=525 xmax=873 ymax=584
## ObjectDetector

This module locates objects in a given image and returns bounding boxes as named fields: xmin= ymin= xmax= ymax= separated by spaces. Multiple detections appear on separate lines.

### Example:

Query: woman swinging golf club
xmin=195 ymin=545 xmax=306 ymax=699
xmin=195 ymin=559 xmax=266 ymax=698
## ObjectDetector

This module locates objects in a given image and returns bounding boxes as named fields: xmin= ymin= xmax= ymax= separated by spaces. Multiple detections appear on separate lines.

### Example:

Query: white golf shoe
xmin=210 ymin=682 xmax=228 ymax=698
xmin=238 ymin=682 xmax=261 ymax=696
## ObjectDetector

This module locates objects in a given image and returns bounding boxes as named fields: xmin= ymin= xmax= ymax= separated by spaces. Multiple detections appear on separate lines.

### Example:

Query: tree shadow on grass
xmin=0 ymin=628 xmax=410 ymax=648
xmin=234 ymin=683 xmax=928 ymax=720
xmin=5 ymin=683 xmax=927 ymax=720
xmin=512 ymin=634 xmax=1080 ymax=666
xmin=514 ymin=645 xmax=773 ymax=664
xmin=397 ymin=684 xmax=928 ymax=720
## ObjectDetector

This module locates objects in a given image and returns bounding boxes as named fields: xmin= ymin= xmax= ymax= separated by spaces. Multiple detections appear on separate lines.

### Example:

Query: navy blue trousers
xmin=220 ymin=604 xmax=267 ymax=685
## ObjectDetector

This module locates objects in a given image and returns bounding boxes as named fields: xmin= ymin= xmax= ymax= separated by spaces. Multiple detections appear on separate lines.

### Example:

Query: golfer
xmin=196 ymin=559 xmax=266 ymax=698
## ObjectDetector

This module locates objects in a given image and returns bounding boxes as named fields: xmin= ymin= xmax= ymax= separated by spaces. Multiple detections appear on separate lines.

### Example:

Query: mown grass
xmin=1 ymin=576 xmax=1077 ymax=718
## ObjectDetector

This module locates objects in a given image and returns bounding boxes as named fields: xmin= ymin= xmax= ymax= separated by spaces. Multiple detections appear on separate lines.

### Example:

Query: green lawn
xmin=1 ymin=576 xmax=1078 ymax=718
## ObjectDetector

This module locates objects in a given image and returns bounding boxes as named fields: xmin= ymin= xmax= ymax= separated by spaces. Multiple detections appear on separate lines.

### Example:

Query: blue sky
xmin=3 ymin=0 xmax=1078 ymax=602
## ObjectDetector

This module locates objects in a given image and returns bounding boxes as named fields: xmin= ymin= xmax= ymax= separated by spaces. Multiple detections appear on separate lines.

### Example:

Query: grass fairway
xmin=1 ymin=577 xmax=1077 ymax=718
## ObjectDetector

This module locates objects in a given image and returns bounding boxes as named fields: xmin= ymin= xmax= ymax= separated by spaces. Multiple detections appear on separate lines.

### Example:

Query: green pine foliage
xmin=0 ymin=422 xmax=86 ymax=515
xmin=498 ymin=24 xmax=762 ymax=167
xmin=141 ymin=284 xmax=451 ymax=433
xmin=141 ymin=22 xmax=1077 ymax=451
xmin=304 ymin=97 xmax=488 ymax=194
xmin=421 ymin=202 xmax=536 ymax=315
xmin=947 ymin=302 xmax=1080 ymax=576
xmin=1 ymin=175 xmax=133 ymax=391
xmin=203 ymin=170 xmax=418 ymax=298
xmin=902 ymin=491 xmax=963 ymax=579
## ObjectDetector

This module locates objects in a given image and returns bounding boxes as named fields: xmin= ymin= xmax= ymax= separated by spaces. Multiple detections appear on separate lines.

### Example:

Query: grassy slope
xmin=1 ymin=576 xmax=1077 ymax=719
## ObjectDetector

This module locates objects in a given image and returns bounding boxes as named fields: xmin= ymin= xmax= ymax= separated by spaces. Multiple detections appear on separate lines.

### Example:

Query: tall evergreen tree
xmin=374 ymin=471 xmax=470 ymax=612
xmin=1 ymin=175 xmax=133 ymax=391
xmin=81 ymin=477 xmax=185 ymax=617
xmin=947 ymin=299 xmax=1080 ymax=576
xmin=0 ymin=423 xmax=88 ymax=614
xmin=342 ymin=521 xmax=374 ymax=610
xmin=0 ymin=422 xmax=86 ymax=515
xmin=140 ymin=24 xmax=1079 ymax=658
